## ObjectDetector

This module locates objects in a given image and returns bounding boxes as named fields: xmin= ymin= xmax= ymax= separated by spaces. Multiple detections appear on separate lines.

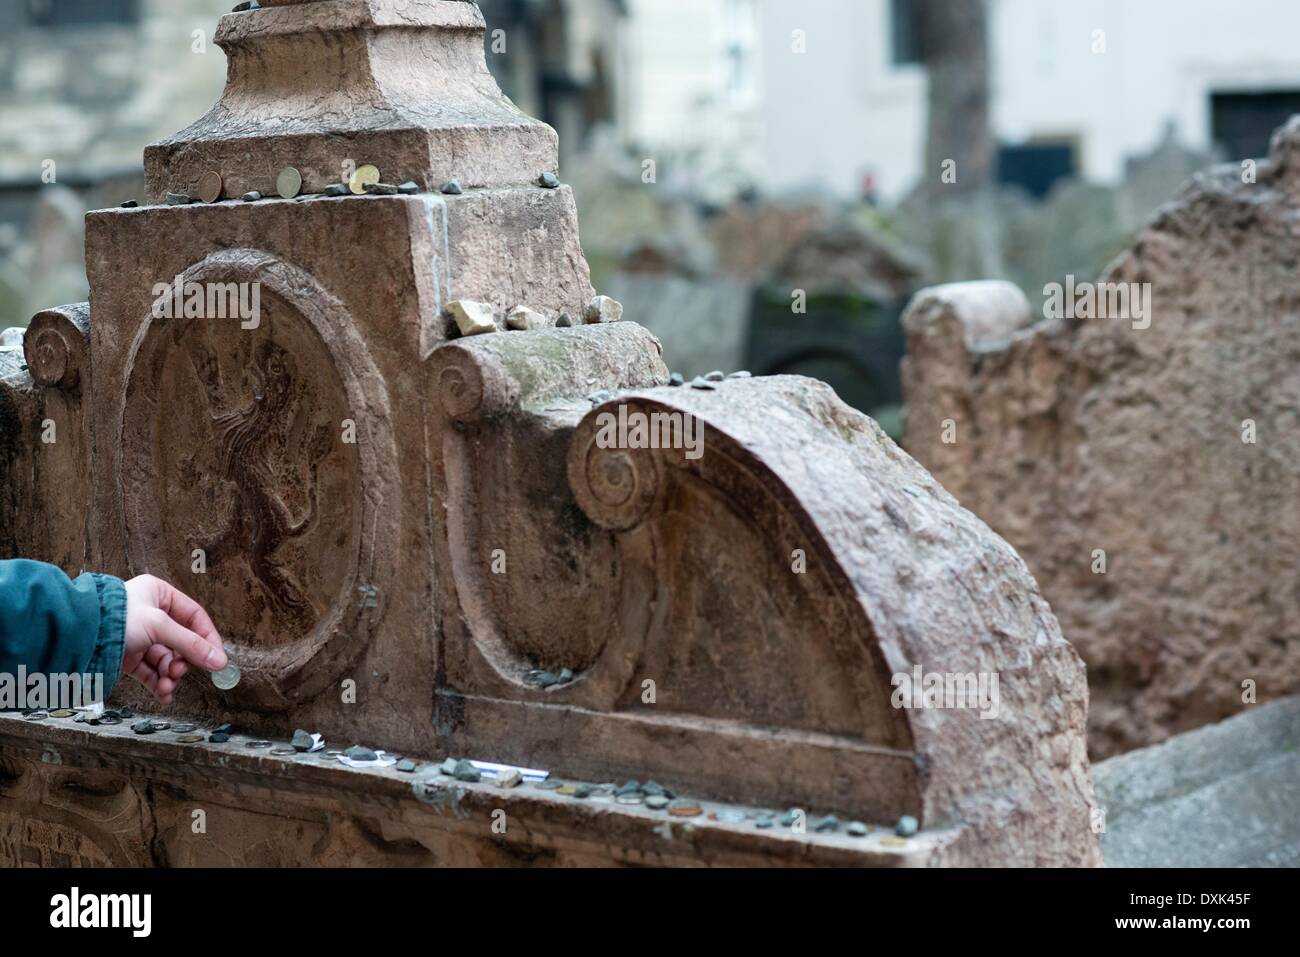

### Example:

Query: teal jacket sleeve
xmin=0 ymin=559 xmax=126 ymax=701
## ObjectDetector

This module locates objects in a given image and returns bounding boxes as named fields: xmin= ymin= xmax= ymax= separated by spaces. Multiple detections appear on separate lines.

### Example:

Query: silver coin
xmin=277 ymin=166 xmax=303 ymax=199
xmin=270 ymin=747 xmax=296 ymax=756
xmin=172 ymin=723 xmax=197 ymax=733
xmin=616 ymin=793 xmax=645 ymax=805
xmin=211 ymin=662 xmax=241 ymax=690
xmin=246 ymin=739 xmax=272 ymax=749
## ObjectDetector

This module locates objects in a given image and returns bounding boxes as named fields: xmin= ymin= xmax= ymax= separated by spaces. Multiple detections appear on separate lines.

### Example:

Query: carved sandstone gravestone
xmin=0 ymin=0 xmax=1098 ymax=866
xmin=903 ymin=120 xmax=1300 ymax=758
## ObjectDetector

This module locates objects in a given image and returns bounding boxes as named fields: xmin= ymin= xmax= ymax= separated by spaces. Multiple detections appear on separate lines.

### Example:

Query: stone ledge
xmin=0 ymin=712 xmax=961 ymax=867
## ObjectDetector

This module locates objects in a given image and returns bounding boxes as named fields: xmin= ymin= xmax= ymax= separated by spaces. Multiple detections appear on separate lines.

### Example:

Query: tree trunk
xmin=914 ymin=0 xmax=993 ymax=196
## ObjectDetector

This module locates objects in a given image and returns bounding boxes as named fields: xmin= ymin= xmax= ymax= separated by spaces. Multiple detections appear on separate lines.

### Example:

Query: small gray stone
xmin=644 ymin=795 xmax=670 ymax=810
xmin=538 ymin=172 xmax=560 ymax=189
xmin=439 ymin=758 xmax=459 ymax=775
xmin=291 ymin=729 xmax=314 ymax=751
xmin=322 ymin=183 xmax=349 ymax=197
xmin=363 ymin=182 xmax=400 ymax=195
xmin=556 ymin=312 xmax=574 ymax=328
xmin=396 ymin=759 xmax=418 ymax=773
xmin=812 ymin=815 xmax=840 ymax=833
xmin=704 ymin=370 xmax=726 ymax=382
xmin=452 ymin=759 xmax=481 ymax=783
xmin=558 ymin=667 xmax=574 ymax=683
xmin=847 ymin=821 xmax=869 ymax=837
xmin=755 ymin=816 xmax=775 ymax=829
xmin=440 ymin=179 xmax=463 ymax=195
xmin=121 ymin=200 xmax=138 ymax=208
xmin=583 ymin=295 xmax=624 ymax=324
xmin=728 ymin=370 xmax=752 ymax=379
xmin=209 ymin=732 xmax=230 ymax=744
xmin=615 ymin=780 xmax=641 ymax=796
xmin=241 ymin=190 xmax=262 ymax=202
xmin=895 ymin=815 xmax=919 ymax=837
xmin=535 ymin=671 xmax=562 ymax=688
xmin=573 ymin=784 xmax=595 ymax=799
xmin=689 ymin=377 xmax=717 ymax=391
xmin=131 ymin=721 xmax=155 ymax=735
xmin=506 ymin=305 xmax=546 ymax=330
xmin=398 ymin=181 xmax=420 ymax=195
xmin=345 ymin=745 xmax=378 ymax=762
xmin=669 ymin=373 xmax=684 ymax=387
xmin=165 ymin=192 xmax=192 ymax=205
xmin=778 ymin=808 xmax=801 ymax=827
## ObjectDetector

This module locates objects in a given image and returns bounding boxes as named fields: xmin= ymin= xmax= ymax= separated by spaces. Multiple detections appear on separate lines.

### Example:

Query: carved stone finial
xmin=144 ymin=0 xmax=556 ymax=202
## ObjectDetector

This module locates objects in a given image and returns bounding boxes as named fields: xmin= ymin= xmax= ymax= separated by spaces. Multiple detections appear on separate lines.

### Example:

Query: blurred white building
xmin=625 ymin=0 xmax=1300 ymax=202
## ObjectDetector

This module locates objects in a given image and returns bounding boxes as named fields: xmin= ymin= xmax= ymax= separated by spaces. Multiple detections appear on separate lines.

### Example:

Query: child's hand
xmin=122 ymin=575 xmax=226 ymax=705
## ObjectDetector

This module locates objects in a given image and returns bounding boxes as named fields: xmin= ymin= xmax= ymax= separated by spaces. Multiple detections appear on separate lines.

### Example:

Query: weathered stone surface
xmin=1095 ymin=695 xmax=1300 ymax=867
xmin=903 ymin=123 xmax=1300 ymax=756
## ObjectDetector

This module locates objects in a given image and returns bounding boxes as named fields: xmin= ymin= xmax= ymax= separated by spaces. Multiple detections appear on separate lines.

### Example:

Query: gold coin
xmin=668 ymin=804 xmax=703 ymax=818
xmin=176 ymin=734 xmax=204 ymax=744
xmin=880 ymin=836 xmax=908 ymax=847
xmin=348 ymin=164 xmax=380 ymax=195
xmin=197 ymin=170 xmax=224 ymax=204
xmin=276 ymin=166 xmax=303 ymax=199
xmin=49 ymin=709 xmax=76 ymax=718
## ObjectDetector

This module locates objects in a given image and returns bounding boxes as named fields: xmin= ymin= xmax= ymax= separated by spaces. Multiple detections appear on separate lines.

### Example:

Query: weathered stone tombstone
xmin=0 ymin=0 xmax=1099 ymax=867
xmin=902 ymin=119 xmax=1300 ymax=758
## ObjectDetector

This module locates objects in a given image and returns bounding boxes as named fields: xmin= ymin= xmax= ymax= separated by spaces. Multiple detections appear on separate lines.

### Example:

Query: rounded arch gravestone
xmin=116 ymin=250 xmax=400 ymax=708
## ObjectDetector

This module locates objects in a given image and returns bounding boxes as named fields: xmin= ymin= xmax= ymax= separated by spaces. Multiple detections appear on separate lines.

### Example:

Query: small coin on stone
xmin=197 ymin=170 xmax=224 ymax=203
xmin=276 ymin=166 xmax=303 ymax=199
xmin=211 ymin=662 xmax=241 ymax=690
xmin=348 ymin=164 xmax=381 ymax=195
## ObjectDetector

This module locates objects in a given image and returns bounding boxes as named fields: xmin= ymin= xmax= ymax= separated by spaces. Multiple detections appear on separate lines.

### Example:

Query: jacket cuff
xmin=86 ymin=574 xmax=127 ymax=701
